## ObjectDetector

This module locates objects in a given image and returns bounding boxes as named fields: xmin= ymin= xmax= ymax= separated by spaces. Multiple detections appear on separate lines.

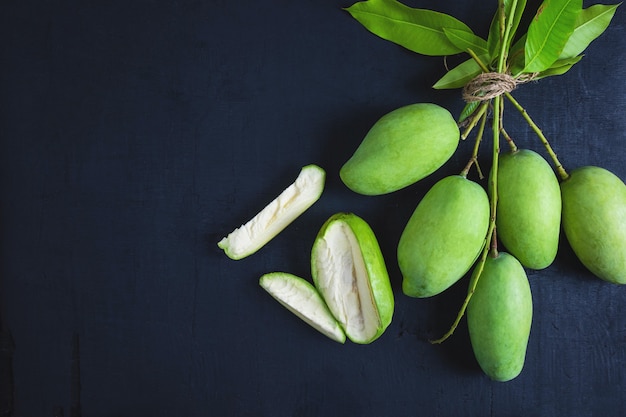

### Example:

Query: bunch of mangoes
xmin=340 ymin=102 xmax=626 ymax=381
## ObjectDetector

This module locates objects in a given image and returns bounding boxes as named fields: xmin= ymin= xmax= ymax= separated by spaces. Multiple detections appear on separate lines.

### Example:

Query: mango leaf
xmin=559 ymin=3 xmax=620 ymax=59
xmin=443 ymin=28 xmax=488 ymax=56
xmin=459 ymin=101 xmax=482 ymax=124
xmin=487 ymin=0 xmax=528 ymax=63
xmin=551 ymin=55 xmax=584 ymax=66
xmin=487 ymin=12 xmax=501 ymax=60
xmin=504 ymin=0 xmax=528 ymax=49
xmin=508 ymin=34 xmax=527 ymax=75
xmin=523 ymin=0 xmax=582 ymax=73
xmin=433 ymin=56 xmax=487 ymax=90
xmin=534 ymin=55 xmax=583 ymax=79
xmin=344 ymin=0 xmax=474 ymax=56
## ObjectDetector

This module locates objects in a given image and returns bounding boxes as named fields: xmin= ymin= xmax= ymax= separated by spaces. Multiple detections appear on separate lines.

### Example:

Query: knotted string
xmin=462 ymin=72 xmax=536 ymax=102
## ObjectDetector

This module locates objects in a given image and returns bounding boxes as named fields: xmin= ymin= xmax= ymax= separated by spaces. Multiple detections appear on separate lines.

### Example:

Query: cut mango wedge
xmin=260 ymin=272 xmax=346 ymax=343
xmin=218 ymin=164 xmax=325 ymax=260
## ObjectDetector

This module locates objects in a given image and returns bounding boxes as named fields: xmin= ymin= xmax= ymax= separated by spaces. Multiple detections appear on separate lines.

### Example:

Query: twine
xmin=462 ymin=72 xmax=535 ymax=102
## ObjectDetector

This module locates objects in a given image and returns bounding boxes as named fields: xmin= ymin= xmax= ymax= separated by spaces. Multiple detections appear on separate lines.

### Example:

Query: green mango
xmin=311 ymin=213 xmax=394 ymax=344
xmin=494 ymin=149 xmax=561 ymax=269
xmin=340 ymin=103 xmax=459 ymax=195
xmin=467 ymin=252 xmax=533 ymax=382
xmin=398 ymin=175 xmax=490 ymax=298
xmin=560 ymin=166 xmax=626 ymax=284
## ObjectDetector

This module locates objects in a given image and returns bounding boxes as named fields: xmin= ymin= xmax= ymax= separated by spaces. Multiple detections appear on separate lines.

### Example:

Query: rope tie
xmin=462 ymin=72 xmax=535 ymax=102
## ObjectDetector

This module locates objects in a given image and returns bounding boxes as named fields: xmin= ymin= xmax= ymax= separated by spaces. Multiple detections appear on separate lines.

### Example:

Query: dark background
xmin=1 ymin=0 xmax=625 ymax=416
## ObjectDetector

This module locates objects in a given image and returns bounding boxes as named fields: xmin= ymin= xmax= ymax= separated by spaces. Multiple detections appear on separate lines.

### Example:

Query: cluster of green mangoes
xmin=341 ymin=102 xmax=626 ymax=381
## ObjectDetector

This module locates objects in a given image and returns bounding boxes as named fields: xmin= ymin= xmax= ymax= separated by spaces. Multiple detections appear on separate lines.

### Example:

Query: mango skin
xmin=340 ymin=103 xmax=459 ymax=195
xmin=560 ymin=166 xmax=626 ymax=284
xmin=495 ymin=149 xmax=561 ymax=269
xmin=398 ymin=175 xmax=490 ymax=298
xmin=467 ymin=252 xmax=533 ymax=382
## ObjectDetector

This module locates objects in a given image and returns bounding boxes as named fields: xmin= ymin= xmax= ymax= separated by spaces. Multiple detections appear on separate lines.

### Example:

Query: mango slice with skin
xmin=260 ymin=272 xmax=346 ymax=344
xmin=398 ymin=175 xmax=490 ymax=298
xmin=467 ymin=252 xmax=533 ymax=382
xmin=495 ymin=149 xmax=561 ymax=269
xmin=311 ymin=213 xmax=394 ymax=344
xmin=218 ymin=164 xmax=325 ymax=260
xmin=340 ymin=103 xmax=459 ymax=195
xmin=561 ymin=166 xmax=626 ymax=284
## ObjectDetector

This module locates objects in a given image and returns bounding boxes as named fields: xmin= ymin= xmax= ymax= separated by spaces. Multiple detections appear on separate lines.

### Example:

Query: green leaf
xmin=487 ymin=0 xmax=528 ymax=64
xmin=535 ymin=55 xmax=583 ymax=79
xmin=459 ymin=101 xmax=482 ymax=123
xmin=345 ymin=0 xmax=474 ymax=56
xmin=443 ymin=28 xmax=488 ymax=56
xmin=506 ymin=34 xmax=526 ymax=74
xmin=559 ymin=3 xmax=621 ymax=59
xmin=504 ymin=0 xmax=528 ymax=48
xmin=487 ymin=12 xmax=501 ymax=60
xmin=551 ymin=55 xmax=584 ymax=67
xmin=433 ymin=55 xmax=488 ymax=90
xmin=523 ymin=0 xmax=582 ymax=73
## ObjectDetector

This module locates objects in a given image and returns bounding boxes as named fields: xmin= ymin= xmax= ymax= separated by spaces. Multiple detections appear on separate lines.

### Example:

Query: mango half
xmin=340 ymin=103 xmax=459 ymax=195
xmin=467 ymin=252 xmax=533 ymax=382
xmin=495 ymin=149 xmax=561 ymax=269
xmin=560 ymin=166 xmax=626 ymax=284
xmin=398 ymin=175 xmax=490 ymax=298
xmin=311 ymin=213 xmax=394 ymax=344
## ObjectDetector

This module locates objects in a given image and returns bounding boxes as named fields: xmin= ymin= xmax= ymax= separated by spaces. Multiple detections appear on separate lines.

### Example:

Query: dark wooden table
xmin=1 ymin=0 xmax=625 ymax=415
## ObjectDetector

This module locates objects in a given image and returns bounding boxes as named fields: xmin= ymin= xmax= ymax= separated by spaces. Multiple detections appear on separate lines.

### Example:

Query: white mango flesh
xmin=312 ymin=216 xmax=388 ymax=344
xmin=218 ymin=165 xmax=325 ymax=260
xmin=260 ymin=272 xmax=346 ymax=343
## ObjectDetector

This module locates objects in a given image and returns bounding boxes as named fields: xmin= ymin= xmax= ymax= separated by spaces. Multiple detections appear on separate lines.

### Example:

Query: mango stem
xmin=504 ymin=92 xmax=570 ymax=181
xmin=431 ymin=96 xmax=503 ymax=345
xmin=461 ymin=108 xmax=489 ymax=179
xmin=461 ymin=101 xmax=489 ymax=140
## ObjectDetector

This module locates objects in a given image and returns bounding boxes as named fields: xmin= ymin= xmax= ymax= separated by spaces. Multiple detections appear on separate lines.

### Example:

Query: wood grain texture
xmin=0 ymin=0 xmax=625 ymax=415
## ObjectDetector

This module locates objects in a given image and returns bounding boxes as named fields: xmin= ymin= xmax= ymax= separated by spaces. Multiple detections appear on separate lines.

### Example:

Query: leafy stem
xmin=467 ymin=47 xmax=569 ymax=181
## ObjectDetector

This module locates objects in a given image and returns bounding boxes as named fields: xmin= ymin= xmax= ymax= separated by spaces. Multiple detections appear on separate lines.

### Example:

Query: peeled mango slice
xmin=467 ymin=252 xmax=533 ymax=382
xmin=560 ymin=166 xmax=626 ymax=284
xmin=259 ymin=272 xmax=346 ymax=344
xmin=311 ymin=213 xmax=394 ymax=344
xmin=340 ymin=103 xmax=459 ymax=195
xmin=494 ymin=149 xmax=561 ymax=269
xmin=218 ymin=164 xmax=325 ymax=260
xmin=398 ymin=175 xmax=490 ymax=298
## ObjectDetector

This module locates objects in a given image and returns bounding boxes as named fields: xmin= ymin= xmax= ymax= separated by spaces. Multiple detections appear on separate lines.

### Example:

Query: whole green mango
xmin=340 ymin=103 xmax=459 ymax=195
xmin=494 ymin=149 xmax=561 ymax=269
xmin=398 ymin=175 xmax=490 ymax=298
xmin=467 ymin=252 xmax=533 ymax=382
xmin=560 ymin=166 xmax=626 ymax=284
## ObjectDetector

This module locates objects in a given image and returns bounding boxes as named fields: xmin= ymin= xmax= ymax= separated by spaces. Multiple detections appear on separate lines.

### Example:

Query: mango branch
xmin=465 ymin=48 xmax=569 ymax=181
xmin=501 ymin=127 xmax=517 ymax=152
xmin=431 ymin=96 xmax=503 ymax=345
xmin=497 ymin=0 xmax=519 ymax=73
xmin=503 ymin=92 xmax=569 ymax=181
xmin=461 ymin=101 xmax=489 ymax=140
xmin=489 ymin=95 xmax=503 ymax=256
xmin=461 ymin=108 xmax=489 ymax=179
